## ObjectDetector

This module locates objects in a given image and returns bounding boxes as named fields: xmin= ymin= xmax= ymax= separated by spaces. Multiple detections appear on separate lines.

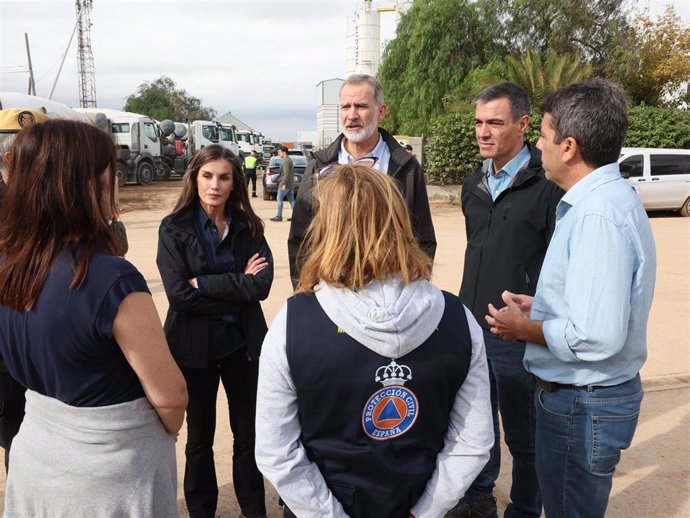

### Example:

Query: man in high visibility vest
xmin=244 ymin=150 xmax=259 ymax=198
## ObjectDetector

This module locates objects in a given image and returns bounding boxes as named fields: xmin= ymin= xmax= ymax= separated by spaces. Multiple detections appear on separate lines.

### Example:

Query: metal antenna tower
xmin=75 ymin=0 xmax=97 ymax=107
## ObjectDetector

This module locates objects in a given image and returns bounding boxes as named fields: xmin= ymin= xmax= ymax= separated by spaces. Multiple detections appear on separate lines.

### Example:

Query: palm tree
xmin=505 ymin=49 xmax=592 ymax=105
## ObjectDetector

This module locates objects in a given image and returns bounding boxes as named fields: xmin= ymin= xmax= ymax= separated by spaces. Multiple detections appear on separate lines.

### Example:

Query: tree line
xmin=378 ymin=0 xmax=690 ymax=136
xmin=376 ymin=0 xmax=689 ymax=184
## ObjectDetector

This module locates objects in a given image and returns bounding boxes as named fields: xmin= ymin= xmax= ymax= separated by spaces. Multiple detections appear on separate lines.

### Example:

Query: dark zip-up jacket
xmin=157 ymin=204 xmax=273 ymax=367
xmin=287 ymin=128 xmax=436 ymax=287
xmin=459 ymin=143 xmax=563 ymax=330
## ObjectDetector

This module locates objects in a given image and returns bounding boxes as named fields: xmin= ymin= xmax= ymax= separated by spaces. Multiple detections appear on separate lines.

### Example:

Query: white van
xmin=618 ymin=147 xmax=690 ymax=217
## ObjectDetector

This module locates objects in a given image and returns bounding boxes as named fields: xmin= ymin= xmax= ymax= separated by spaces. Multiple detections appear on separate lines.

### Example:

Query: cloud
xmin=14 ymin=0 xmax=685 ymax=140
xmin=1 ymin=0 xmax=361 ymax=140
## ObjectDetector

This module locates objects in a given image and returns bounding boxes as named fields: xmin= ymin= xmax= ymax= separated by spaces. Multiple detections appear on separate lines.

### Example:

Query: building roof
xmin=217 ymin=111 xmax=256 ymax=132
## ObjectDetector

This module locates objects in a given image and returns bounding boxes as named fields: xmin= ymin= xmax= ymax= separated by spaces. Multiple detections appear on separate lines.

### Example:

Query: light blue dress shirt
xmin=524 ymin=163 xmax=656 ymax=386
xmin=338 ymin=133 xmax=391 ymax=174
xmin=486 ymin=145 xmax=530 ymax=201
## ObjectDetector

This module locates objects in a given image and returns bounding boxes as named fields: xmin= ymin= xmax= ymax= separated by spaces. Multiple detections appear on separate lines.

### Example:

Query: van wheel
xmin=116 ymin=163 xmax=127 ymax=188
xmin=136 ymin=162 xmax=154 ymax=185
xmin=680 ymin=197 xmax=690 ymax=217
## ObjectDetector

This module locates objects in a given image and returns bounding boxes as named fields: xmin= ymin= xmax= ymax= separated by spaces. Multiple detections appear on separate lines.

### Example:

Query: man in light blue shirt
xmin=485 ymin=79 xmax=656 ymax=518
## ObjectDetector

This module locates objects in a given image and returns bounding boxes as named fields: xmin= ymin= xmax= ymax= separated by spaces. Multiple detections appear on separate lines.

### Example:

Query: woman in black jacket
xmin=157 ymin=144 xmax=273 ymax=518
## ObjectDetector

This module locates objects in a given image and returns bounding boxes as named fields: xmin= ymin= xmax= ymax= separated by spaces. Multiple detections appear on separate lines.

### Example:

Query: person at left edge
xmin=0 ymin=119 xmax=187 ymax=517
xmin=0 ymin=108 xmax=49 ymax=472
xmin=157 ymin=144 xmax=273 ymax=518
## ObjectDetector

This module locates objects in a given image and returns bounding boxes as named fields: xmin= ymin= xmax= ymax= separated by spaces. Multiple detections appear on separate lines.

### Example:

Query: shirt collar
xmin=556 ymin=162 xmax=622 ymax=219
xmin=338 ymin=132 xmax=385 ymax=165
xmin=487 ymin=144 xmax=530 ymax=178
xmin=196 ymin=202 xmax=230 ymax=231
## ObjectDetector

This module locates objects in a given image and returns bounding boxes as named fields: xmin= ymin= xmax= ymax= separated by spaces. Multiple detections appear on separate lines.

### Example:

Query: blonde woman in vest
xmin=256 ymin=164 xmax=494 ymax=518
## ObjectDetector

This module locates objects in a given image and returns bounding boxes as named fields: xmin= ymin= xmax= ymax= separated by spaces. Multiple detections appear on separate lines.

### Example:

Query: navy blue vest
xmin=286 ymin=290 xmax=473 ymax=518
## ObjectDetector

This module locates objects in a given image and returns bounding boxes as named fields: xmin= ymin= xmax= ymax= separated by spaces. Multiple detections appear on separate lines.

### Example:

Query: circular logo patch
xmin=362 ymin=385 xmax=418 ymax=441
xmin=17 ymin=111 xmax=37 ymax=128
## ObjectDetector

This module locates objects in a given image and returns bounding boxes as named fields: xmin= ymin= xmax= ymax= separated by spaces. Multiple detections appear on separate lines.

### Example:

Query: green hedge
xmin=626 ymin=105 xmax=690 ymax=148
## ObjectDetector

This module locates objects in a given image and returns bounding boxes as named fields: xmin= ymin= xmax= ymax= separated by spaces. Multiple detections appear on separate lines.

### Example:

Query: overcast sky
xmin=1 ymin=0 xmax=688 ymax=141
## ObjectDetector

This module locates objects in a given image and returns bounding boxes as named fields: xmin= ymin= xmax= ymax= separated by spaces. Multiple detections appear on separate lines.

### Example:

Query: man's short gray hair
xmin=340 ymin=74 xmax=385 ymax=106
xmin=540 ymin=78 xmax=628 ymax=168
xmin=0 ymin=134 xmax=17 ymax=172
xmin=474 ymin=83 xmax=530 ymax=122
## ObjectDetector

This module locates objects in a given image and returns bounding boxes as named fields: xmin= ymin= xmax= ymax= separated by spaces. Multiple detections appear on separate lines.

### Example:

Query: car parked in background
xmin=262 ymin=155 xmax=307 ymax=200
xmin=286 ymin=148 xmax=310 ymax=159
xmin=619 ymin=147 xmax=690 ymax=216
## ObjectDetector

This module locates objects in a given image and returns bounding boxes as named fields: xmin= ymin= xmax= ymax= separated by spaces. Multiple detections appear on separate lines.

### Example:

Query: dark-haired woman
xmin=157 ymin=144 xmax=273 ymax=518
xmin=0 ymin=119 xmax=187 ymax=517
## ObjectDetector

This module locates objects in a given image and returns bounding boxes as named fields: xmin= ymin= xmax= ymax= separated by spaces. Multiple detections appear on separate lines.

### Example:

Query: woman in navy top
xmin=157 ymin=144 xmax=273 ymax=518
xmin=0 ymin=119 xmax=188 ymax=517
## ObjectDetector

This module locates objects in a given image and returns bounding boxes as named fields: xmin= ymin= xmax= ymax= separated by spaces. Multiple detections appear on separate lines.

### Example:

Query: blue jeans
xmin=535 ymin=374 xmax=642 ymax=518
xmin=276 ymin=187 xmax=294 ymax=218
xmin=464 ymin=330 xmax=541 ymax=518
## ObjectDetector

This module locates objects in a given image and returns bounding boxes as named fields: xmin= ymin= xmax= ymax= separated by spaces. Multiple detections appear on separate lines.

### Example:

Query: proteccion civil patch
xmin=362 ymin=359 xmax=418 ymax=441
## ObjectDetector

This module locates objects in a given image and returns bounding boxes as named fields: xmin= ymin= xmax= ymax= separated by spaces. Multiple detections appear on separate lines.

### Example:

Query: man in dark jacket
xmin=450 ymin=84 xmax=562 ymax=518
xmin=287 ymin=74 xmax=436 ymax=287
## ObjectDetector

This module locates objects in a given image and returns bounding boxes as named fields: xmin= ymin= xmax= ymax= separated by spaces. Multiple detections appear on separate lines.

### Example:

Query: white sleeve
xmin=255 ymin=303 xmax=350 ymax=518
xmin=409 ymin=306 xmax=494 ymax=518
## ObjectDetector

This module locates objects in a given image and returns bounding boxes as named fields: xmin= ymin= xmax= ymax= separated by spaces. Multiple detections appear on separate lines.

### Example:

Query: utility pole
xmin=75 ymin=0 xmax=97 ymax=108
xmin=24 ymin=33 xmax=36 ymax=96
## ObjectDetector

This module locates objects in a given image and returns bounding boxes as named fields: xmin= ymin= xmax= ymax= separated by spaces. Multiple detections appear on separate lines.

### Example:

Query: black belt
xmin=533 ymin=375 xmax=602 ymax=393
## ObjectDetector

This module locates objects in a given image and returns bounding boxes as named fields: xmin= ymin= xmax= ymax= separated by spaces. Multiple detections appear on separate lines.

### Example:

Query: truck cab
xmin=251 ymin=131 xmax=264 ymax=154
xmin=236 ymin=130 xmax=254 ymax=156
xmin=75 ymin=107 xmax=166 ymax=186
xmin=219 ymin=124 xmax=242 ymax=157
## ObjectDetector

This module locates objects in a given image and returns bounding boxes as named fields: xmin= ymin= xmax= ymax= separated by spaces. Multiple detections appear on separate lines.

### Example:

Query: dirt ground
xmin=1 ymin=179 xmax=687 ymax=516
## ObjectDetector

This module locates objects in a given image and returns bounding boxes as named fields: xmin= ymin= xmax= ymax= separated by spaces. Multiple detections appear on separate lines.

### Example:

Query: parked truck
xmin=236 ymin=129 xmax=263 ymax=155
xmin=168 ymin=120 xmax=244 ymax=175
xmin=75 ymin=107 xmax=177 ymax=186
xmin=186 ymin=120 xmax=241 ymax=157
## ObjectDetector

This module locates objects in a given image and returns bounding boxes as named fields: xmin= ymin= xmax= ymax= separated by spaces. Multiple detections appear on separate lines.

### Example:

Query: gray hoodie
xmin=255 ymin=278 xmax=493 ymax=518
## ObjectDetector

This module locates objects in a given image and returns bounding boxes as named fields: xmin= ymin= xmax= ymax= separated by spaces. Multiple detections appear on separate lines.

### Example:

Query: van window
xmin=650 ymin=154 xmax=690 ymax=176
xmin=619 ymin=155 xmax=643 ymax=178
